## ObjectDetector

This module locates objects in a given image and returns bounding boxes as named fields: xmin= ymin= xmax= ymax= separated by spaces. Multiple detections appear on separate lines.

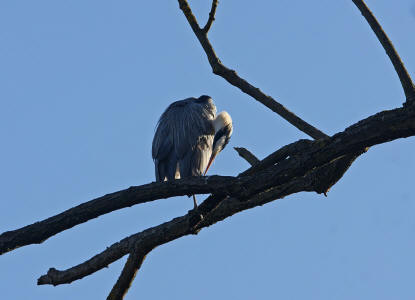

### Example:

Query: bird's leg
xmin=192 ymin=194 xmax=198 ymax=209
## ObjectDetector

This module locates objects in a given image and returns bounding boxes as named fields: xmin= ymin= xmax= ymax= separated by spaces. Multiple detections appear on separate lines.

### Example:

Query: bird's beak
xmin=203 ymin=152 xmax=217 ymax=176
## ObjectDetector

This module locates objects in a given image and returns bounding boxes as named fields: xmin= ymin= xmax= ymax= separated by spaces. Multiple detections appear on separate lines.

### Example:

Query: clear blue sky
xmin=1 ymin=1 xmax=415 ymax=299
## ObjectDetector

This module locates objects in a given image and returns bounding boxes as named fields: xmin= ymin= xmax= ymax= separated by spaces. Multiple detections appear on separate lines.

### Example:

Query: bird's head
xmin=204 ymin=111 xmax=233 ymax=175
xmin=195 ymin=95 xmax=216 ymax=118
xmin=195 ymin=95 xmax=214 ymax=107
xmin=197 ymin=95 xmax=212 ymax=102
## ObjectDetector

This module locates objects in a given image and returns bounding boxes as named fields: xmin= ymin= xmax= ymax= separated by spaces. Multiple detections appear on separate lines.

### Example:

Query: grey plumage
xmin=152 ymin=96 xmax=217 ymax=182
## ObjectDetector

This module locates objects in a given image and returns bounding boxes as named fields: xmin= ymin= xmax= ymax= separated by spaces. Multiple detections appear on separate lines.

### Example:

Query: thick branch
xmin=352 ymin=0 xmax=415 ymax=103
xmin=234 ymin=147 xmax=260 ymax=166
xmin=240 ymin=139 xmax=314 ymax=176
xmin=177 ymin=0 xmax=328 ymax=140
xmin=306 ymin=151 xmax=365 ymax=195
xmin=37 ymin=105 xmax=415 ymax=285
xmin=5 ymin=106 xmax=415 ymax=259
xmin=0 ymin=176 xmax=237 ymax=255
xmin=36 ymin=179 xmax=313 ymax=286
xmin=203 ymin=0 xmax=218 ymax=33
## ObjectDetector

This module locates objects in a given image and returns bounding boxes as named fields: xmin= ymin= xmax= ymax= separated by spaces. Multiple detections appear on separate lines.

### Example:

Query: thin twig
xmin=234 ymin=147 xmax=260 ymax=166
xmin=203 ymin=0 xmax=218 ymax=33
xmin=177 ymin=0 xmax=328 ymax=140
xmin=352 ymin=0 xmax=415 ymax=104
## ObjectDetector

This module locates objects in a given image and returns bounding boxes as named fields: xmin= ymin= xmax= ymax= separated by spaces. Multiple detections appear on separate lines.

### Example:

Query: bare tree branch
xmin=240 ymin=139 xmax=314 ymax=176
xmin=2 ymin=2 xmax=413 ymax=300
xmin=234 ymin=147 xmax=260 ymax=166
xmin=238 ymin=140 xmax=366 ymax=196
xmin=0 ymin=176 xmax=236 ymax=255
xmin=307 ymin=151 xmax=365 ymax=196
xmin=37 ymin=105 xmax=415 ymax=286
xmin=36 ymin=181 xmax=313 ymax=286
xmin=177 ymin=0 xmax=328 ymax=140
xmin=352 ymin=0 xmax=415 ymax=104
xmin=107 ymin=246 xmax=149 ymax=300
xmin=3 ymin=102 xmax=403 ymax=257
xmin=37 ymin=214 xmax=190 ymax=286
xmin=202 ymin=0 xmax=218 ymax=33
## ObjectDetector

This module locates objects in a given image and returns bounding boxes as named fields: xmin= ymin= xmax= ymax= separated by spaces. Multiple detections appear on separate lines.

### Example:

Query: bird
xmin=152 ymin=95 xmax=233 ymax=208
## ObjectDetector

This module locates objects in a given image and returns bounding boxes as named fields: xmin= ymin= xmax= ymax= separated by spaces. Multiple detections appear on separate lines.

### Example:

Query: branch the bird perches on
xmin=1 ymin=1 xmax=414 ymax=299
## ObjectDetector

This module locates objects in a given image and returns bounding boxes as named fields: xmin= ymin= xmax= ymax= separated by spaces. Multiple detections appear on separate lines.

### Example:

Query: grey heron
xmin=152 ymin=95 xmax=233 ymax=208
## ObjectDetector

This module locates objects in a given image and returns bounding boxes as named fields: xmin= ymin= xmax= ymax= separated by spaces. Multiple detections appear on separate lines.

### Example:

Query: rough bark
xmin=0 ymin=176 xmax=236 ymax=255
xmin=2 ymin=1 xmax=414 ymax=300
xmin=37 ymin=105 xmax=415 ymax=286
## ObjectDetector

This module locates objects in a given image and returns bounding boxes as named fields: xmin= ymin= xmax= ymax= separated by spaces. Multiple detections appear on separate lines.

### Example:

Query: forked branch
xmin=203 ymin=0 xmax=218 ymax=33
xmin=37 ymin=105 xmax=415 ymax=286
xmin=3 ymin=2 xmax=415 ymax=300
xmin=0 ymin=175 xmax=236 ymax=255
xmin=177 ymin=0 xmax=328 ymax=140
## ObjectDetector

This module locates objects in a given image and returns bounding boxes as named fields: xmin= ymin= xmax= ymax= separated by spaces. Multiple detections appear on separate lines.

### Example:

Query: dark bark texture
xmin=36 ymin=105 xmax=415 ymax=286
xmin=2 ymin=1 xmax=415 ymax=299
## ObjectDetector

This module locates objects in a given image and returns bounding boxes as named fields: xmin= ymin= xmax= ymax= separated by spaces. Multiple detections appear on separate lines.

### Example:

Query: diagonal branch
xmin=352 ymin=0 xmax=415 ymax=104
xmin=203 ymin=0 xmax=218 ymax=33
xmin=0 ymin=176 xmax=236 ymax=255
xmin=234 ymin=147 xmax=260 ymax=166
xmin=239 ymin=139 xmax=314 ymax=176
xmin=37 ymin=215 xmax=190 ymax=286
xmin=107 ymin=246 xmax=150 ymax=300
xmin=177 ymin=0 xmax=328 ymax=140
xmin=36 ymin=179 xmax=316 ymax=286
xmin=37 ymin=105 xmax=415 ymax=286
xmin=4 ymin=105 xmax=415 ymax=258
xmin=103 ymin=152 xmax=365 ymax=300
